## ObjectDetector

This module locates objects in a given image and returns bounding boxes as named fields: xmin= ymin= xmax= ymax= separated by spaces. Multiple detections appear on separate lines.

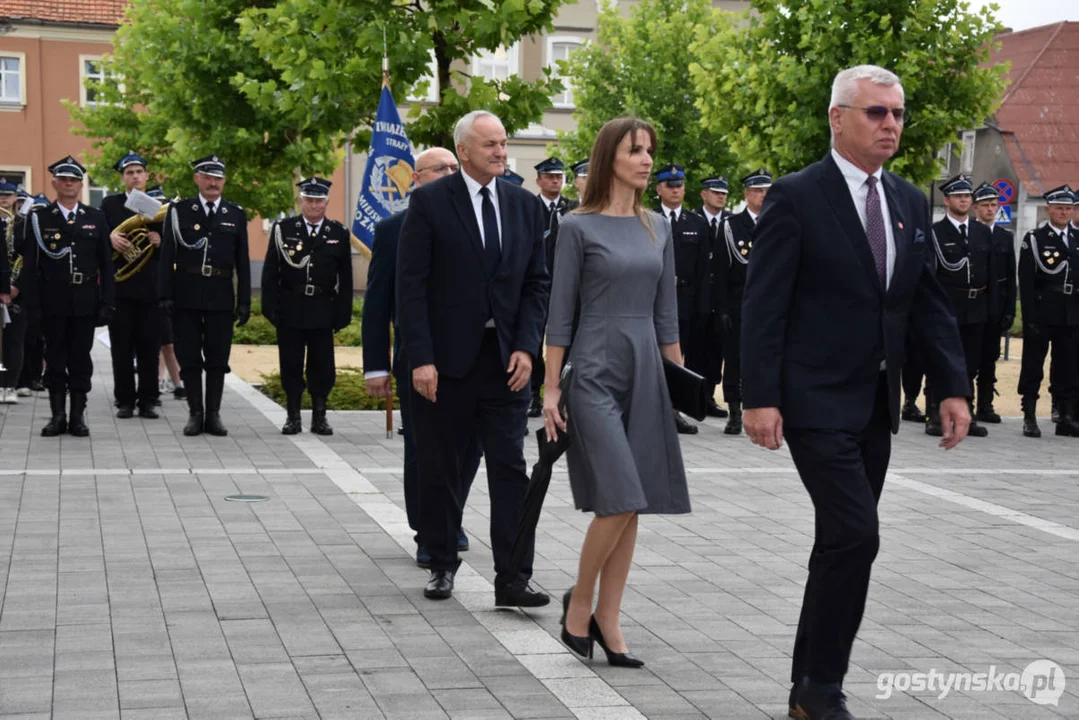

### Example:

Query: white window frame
xmin=959 ymin=130 xmax=976 ymax=174
xmin=0 ymin=165 xmax=32 ymax=194
xmin=80 ymin=54 xmax=121 ymax=107
xmin=472 ymin=43 xmax=520 ymax=83
xmin=407 ymin=49 xmax=440 ymax=104
xmin=83 ymin=177 xmax=113 ymax=208
xmin=546 ymin=36 xmax=584 ymax=109
xmin=0 ymin=52 xmax=27 ymax=109
xmin=937 ymin=142 xmax=952 ymax=180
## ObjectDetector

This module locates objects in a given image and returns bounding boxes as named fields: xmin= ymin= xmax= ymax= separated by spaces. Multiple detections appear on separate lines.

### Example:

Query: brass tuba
xmin=1 ymin=206 xmax=16 ymax=283
xmin=113 ymin=202 xmax=169 ymax=282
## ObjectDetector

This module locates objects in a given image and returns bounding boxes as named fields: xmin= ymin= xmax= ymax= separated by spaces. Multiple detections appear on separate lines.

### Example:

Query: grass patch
xmin=257 ymin=365 xmax=399 ymax=410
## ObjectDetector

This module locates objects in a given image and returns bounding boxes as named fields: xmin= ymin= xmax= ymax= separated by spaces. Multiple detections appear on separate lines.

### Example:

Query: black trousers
xmin=109 ymin=298 xmax=162 ymax=406
xmin=43 ymin=314 xmax=97 ymax=393
xmin=276 ymin=325 xmax=335 ymax=398
xmin=722 ymin=317 xmax=742 ymax=403
xmin=704 ymin=315 xmax=725 ymax=386
xmin=1018 ymin=323 xmax=1078 ymax=400
xmin=976 ymin=320 xmax=1004 ymax=397
xmin=785 ymin=373 xmax=891 ymax=685
xmin=173 ymin=309 xmax=233 ymax=377
xmin=1 ymin=303 xmax=28 ymax=388
xmin=530 ymin=338 xmax=545 ymax=398
xmin=926 ymin=322 xmax=983 ymax=403
xmin=18 ymin=307 xmax=44 ymax=388
xmin=396 ymin=351 xmax=481 ymax=545
xmin=410 ymin=330 xmax=531 ymax=584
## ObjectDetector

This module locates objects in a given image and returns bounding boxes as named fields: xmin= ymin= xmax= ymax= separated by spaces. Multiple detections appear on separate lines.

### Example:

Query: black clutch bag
xmin=663 ymin=359 xmax=708 ymax=421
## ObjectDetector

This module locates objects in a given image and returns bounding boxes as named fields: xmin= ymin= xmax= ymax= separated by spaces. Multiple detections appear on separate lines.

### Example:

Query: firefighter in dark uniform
xmin=717 ymin=168 xmax=771 ymax=435
xmin=924 ymin=175 xmax=990 ymax=437
xmin=16 ymin=195 xmax=49 ymax=396
xmin=655 ymin=163 xmax=710 ymax=434
xmin=970 ymin=181 xmax=1017 ymax=423
xmin=529 ymin=157 xmax=578 ymax=417
xmin=102 ymin=152 xmax=163 ymax=419
xmin=29 ymin=156 xmax=116 ymax=437
xmin=7 ymin=194 xmax=48 ymax=401
xmin=261 ymin=177 xmax=353 ymax=435
xmin=698 ymin=175 xmax=731 ymax=419
xmin=571 ymin=159 xmax=588 ymax=198
xmin=501 ymin=168 xmax=525 ymax=186
xmin=158 ymin=155 xmax=251 ymax=437
xmin=1017 ymin=185 xmax=1079 ymax=438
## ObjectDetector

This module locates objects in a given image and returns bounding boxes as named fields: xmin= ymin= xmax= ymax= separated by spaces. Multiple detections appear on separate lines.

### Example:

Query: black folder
xmin=663 ymin=359 xmax=709 ymax=422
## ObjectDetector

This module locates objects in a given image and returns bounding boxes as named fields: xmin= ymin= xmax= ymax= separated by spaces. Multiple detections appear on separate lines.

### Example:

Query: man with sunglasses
xmin=922 ymin=174 xmax=991 ymax=438
xmin=741 ymin=65 xmax=969 ymax=720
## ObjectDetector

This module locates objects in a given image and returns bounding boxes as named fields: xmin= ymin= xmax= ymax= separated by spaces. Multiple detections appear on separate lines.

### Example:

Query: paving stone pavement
xmin=0 ymin=337 xmax=1076 ymax=719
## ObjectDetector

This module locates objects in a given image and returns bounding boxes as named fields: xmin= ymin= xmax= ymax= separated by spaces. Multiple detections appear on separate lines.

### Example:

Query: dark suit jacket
xmin=362 ymin=209 xmax=406 ymax=376
xmin=101 ymin=192 xmax=164 ymax=301
xmin=986 ymin=223 xmax=1017 ymax=321
xmin=741 ymin=153 xmax=968 ymax=432
xmin=396 ymin=171 xmax=550 ymax=379
xmin=262 ymin=215 xmax=353 ymax=331
xmin=931 ymin=218 xmax=990 ymax=325
xmin=159 ymin=197 xmax=251 ymax=312
xmin=29 ymin=202 xmax=115 ymax=318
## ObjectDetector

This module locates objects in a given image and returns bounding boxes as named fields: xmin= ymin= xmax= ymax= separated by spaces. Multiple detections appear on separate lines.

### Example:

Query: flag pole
xmin=383 ymin=28 xmax=394 ymax=440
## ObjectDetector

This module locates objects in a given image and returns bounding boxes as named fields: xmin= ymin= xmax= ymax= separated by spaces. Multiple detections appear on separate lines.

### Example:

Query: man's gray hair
xmin=453 ymin=110 xmax=503 ymax=147
xmin=828 ymin=65 xmax=905 ymax=111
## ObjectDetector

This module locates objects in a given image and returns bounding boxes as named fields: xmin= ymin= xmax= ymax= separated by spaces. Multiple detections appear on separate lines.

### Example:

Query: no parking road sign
xmin=994 ymin=178 xmax=1016 ymax=205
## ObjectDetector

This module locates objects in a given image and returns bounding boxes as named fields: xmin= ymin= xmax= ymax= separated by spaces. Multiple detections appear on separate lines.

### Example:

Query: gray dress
xmin=546 ymin=211 xmax=691 ymax=516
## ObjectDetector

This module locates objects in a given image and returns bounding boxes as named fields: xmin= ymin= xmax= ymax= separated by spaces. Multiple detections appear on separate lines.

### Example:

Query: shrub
xmin=234 ymin=295 xmax=365 ymax=346
xmin=257 ymin=365 xmax=399 ymax=410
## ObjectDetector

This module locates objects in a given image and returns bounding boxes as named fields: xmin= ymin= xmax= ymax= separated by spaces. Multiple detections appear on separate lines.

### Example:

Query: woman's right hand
xmin=543 ymin=386 xmax=567 ymax=442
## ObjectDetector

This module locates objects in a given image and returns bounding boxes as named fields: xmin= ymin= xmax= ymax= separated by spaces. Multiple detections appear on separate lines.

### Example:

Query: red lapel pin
xmin=898 ymin=221 xmax=904 ymax=230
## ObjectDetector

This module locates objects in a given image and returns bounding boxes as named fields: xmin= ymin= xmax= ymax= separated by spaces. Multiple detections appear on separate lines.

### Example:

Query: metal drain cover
xmin=225 ymin=494 xmax=269 ymax=502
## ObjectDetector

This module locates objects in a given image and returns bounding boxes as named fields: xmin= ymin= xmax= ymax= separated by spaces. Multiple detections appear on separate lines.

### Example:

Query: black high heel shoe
xmin=560 ymin=588 xmax=593 ymax=658
xmin=589 ymin=615 xmax=644 ymax=668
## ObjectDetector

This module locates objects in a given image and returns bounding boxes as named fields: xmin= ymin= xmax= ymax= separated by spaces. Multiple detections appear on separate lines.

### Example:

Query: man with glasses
xmin=923 ymin=174 xmax=991 ymax=438
xmin=363 ymin=147 xmax=480 ymax=569
xmin=262 ymin=177 xmax=353 ymax=436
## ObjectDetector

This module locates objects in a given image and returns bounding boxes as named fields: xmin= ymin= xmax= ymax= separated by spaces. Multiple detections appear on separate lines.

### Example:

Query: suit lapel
xmin=496 ymin=180 xmax=512 ymax=270
xmin=821 ymin=154 xmax=882 ymax=296
xmin=881 ymin=172 xmax=911 ymax=296
xmin=449 ymin=172 xmax=486 ymax=265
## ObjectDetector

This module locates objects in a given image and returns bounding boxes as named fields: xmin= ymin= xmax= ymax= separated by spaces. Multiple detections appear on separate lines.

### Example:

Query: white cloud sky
xmin=966 ymin=0 xmax=1079 ymax=32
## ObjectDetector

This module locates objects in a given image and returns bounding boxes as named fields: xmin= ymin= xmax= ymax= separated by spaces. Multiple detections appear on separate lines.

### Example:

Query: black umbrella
xmin=507 ymin=365 xmax=573 ymax=579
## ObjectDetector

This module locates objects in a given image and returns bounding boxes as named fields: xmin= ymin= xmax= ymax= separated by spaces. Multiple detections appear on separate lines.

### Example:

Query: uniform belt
xmin=948 ymin=285 xmax=987 ymax=300
xmin=283 ymin=283 xmax=331 ymax=297
xmin=69 ymin=271 xmax=98 ymax=286
xmin=176 ymin=263 xmax=232 ymax=278
xmin=1046 ymin=283 xmax=1076 ymax=295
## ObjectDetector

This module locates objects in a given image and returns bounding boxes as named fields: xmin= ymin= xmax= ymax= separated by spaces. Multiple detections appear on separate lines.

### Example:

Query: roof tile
xmin=3 ymin=1 xmax=127 ymax=28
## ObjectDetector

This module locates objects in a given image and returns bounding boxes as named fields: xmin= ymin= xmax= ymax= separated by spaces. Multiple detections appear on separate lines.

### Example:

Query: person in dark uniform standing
xmin=571 ymin=159 xmax=588 ymax=198
xmin=971 ymin=182 xmax=1016 ymax=424
xmin=501 ymin=168 xmax=525 ymax=186
xmin=698 ymin=175 xmax=731 ymax=419
xmin=655 ymin=163 xmax=710 ymax=434
xmin=0 ymin=180 xmax=11 ymax=402
xmin=529 ymin=157 xmax=578 ymax=418
xmin=158 ymin=155 xmax=251 ymax=437
xmin=29 ymin=156 xmax=116 ymax=437
xmin=11 ymin=194 xmax=48 ymax=399
xmin=924 ymin=175 xmax=991 ymax=438
xmin=1017 ymin=185 xmax=1079 ymax=438
xmin=261 ymin=177 xmax=353 ymax=435
xmin=102 ymin=152 xmax=163 ymax=419
xmin=717 ymin=168 xmax=771 ymax=435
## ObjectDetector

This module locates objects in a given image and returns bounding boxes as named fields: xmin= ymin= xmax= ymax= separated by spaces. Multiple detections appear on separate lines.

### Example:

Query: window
xmin=407 ymin=50 xmax=440 ymax=104
xmin=0 ymin=167 xmax=30 ymax=194
xmin=936 ymin=142 xmax=952 ymax=179
xmin=546 ymin=36 xmax=584 ymax=108
xmin=0 ymin=53 xmax=26 ymax=107
xmin=85 ymin=178 xmax=112 ymax=208
xmin=80 ymin=56 xmax=119 ymax=106
xmin=473 ymin=43 xmax=519 ymax=82
xmin=959 ymin=130 xmax=976 ymax=174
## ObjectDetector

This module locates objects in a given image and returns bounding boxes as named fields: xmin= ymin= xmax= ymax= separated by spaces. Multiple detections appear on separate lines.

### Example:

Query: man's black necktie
xmin=710 ymin=217 xmax=718 ymax=241
xmin=206 ymin=201 xmax=215 ymax=220
xmin=308 ymin=223 xmax=318 ymax=238
xmin=669 ymin=210 xmax=677 ymax=225
xmin=480 ymin=186 xmax=501 ymax=275
xmin=959 ymin=223 xmax=967 ymax=245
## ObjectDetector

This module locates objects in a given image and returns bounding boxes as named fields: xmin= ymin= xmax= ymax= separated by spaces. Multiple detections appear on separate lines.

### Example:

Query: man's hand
xmin=0 ymin=293 xmax=10 ymax=306
xmin=506 ymin=351 xmax=533 ymax=392
xmin=366 ymin=375 xmax=392 ymax=399
xmin=147 ymin=230 xmax=162 ymax=247
xmin=234 ymin=305 xmax=250 ymax=327
xmin=110 ymin=231 xmax=131 ymax=252
xmin=744 ymin=406 xmax=783 ymax=450
xmin=937 ymin=397 xmax=970 ymax=450
xmin=413 ymin=364 xmax=438 ymax=402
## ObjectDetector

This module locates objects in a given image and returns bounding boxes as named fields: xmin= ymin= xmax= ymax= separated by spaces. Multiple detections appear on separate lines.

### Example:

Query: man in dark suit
xmin=363 ymin=147 xmax=480 ymax=568
xmin=396 ymin=111 xmax=551 ymax=606
xmin=102 ymin=152 xmax=163 ymax=420
xmin=971 ymin=182 xmax=1016 ymax=424
xmin=741 ymin=66 xmax=970 ymax=720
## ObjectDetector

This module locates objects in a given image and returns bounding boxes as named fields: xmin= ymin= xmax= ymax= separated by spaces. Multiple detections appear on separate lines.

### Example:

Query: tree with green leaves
xmin=69 ymin=0 xmax=567 ymax=217
xmin=554 ymin=0 xmax=738 ymax=202
xmin=690 ymin=0 xmax=1008 ymax=187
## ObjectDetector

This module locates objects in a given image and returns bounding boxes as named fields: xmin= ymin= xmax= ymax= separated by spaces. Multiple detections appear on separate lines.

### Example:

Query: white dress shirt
xmin=460 ymin=170 xmax=502 ymax=249
xmin=661 ymin=205 xmax=682 ymax=224
xmin=198 ymin=194 xmax=219 ymax=216
xmin=747 ymin=207 xmax=759 ymax=224
xmin=57 ymin=201 xmax=78 ymax=222
xmin=1049 ymin=223 xmax=1069 ymax=248
xmin=304 ymin=218 xmax=323 ymax=237
xmin=831 ymin=149 xmax=896 ymax=290
xmin=702 ymin=208 xmax=724 ymax=228
xmin=946 ymin=213 xmax=968 ymax=237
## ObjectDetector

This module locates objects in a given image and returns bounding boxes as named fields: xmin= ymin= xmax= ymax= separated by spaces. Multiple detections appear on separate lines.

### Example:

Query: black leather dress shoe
xmin=900 ymin=399 xmax=925 ymax=423
xmin=706 ymin=401 xmax=729 ymax=418
xmin=116 ymin=405 xmax=134 ymax=419
xmin=138 ymin=402 xmax=160 ymax=419
xmin=790 ymin=684 xmax=854 ymax=720
xmin=424 ymin=569 xmax=455 ymax=600
xmin=674 ymin=413 xmax=698 ymax=435
xmin=494 ymin=581 xmax=550 ymax=608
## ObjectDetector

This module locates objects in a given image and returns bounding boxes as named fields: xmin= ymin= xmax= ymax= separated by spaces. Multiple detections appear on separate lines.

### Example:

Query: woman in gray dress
xmin=543 ymin=117 xmax=691 ymax=667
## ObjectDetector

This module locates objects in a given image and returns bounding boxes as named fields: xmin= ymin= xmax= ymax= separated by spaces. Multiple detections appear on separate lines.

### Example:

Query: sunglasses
xmin=839 ymin=104 xmax=909 ymax=124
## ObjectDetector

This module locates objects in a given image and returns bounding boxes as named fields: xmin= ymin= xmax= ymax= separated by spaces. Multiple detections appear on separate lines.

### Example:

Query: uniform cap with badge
xmin=741 ymin=168 xmax=772 ymax=188
xmin=146 ymin=186 xmax=167 ymax=200
xmin=48 ymin=155 xmax=86 ymax=180
xmin=0 ymin=178 xmax=16 ymax=195
xmin=972 ymin=181 xmax=999 ymax=203
xmin=656 ymin=164 xmax=686 ymax=187
xmin=940 ymin=174 xmax=973 ymax=196
xmin=571 ymin=159 xmax=589 ymax=178
xmin=702 ymin=175 xmax=729 ymax=193
xmin=1044 ymin=185 xmax=1075 ymax=205
xmin=114 ymin=151 xmax=147 ymax=173
xmin=191 ymin=154 xmax=226 ymax=178
xmin=297 ymin=176 xmax=332 ymax=198
xmin=534 ymin=157 xmax=564 ymax=176
xmin=501 ymin=168 xmax=525 ymax=186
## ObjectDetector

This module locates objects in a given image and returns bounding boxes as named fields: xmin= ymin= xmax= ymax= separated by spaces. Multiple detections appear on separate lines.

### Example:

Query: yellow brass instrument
xmin=1 ymin=206 xmax=16 ymax=283
xmin=113 ymin=202 xmax=169 ymax=282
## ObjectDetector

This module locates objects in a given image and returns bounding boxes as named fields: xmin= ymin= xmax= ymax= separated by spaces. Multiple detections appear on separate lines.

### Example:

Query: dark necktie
xmin=864 ymin=176 xmax=887 ymax=287
xmin=669 ymin=210 xmax=677 ymax=225
xmin=206 ymin=201 xmax=215 ymax=220
xmin=958 ymin=223 xmax=967 ymax=245
xmin=308 ymin=223 xmax=318 ymax=237
xmin=479 ymin=186 xmax=501 ymax=275
xmin=710 ymin=217 xmax=718 ymax=240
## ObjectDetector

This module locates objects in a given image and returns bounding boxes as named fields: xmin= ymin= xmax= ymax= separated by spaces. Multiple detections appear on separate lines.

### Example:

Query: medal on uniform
xmin=194 ymin=224 xmax=201 ymax=231
xmin=296 ymin=243 xmax=303 ymax=251
xmin=54 ymin=233 xmax=61 ymax=240
xmin=50 ymin=243 xmax=57 ymax=251
xmin=1054 ymin=251 xmax=1060 ymax=258
xmin=288 ymin=249 xmax=295 ymax=257
xmin=1048 ymin=257 xmax=1055 ymax=265
xmin=741 ymin=249 xmax=748 ymax=256
xmin=221 ymin=207 xmax=228 ymax=215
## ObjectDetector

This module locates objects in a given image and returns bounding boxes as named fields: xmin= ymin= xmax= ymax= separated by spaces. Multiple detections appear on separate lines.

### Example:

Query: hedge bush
xmin=257 ymin=365 xmax=400 ymax=410
xmin=234 ymin=296 xmax=365 ymax=346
